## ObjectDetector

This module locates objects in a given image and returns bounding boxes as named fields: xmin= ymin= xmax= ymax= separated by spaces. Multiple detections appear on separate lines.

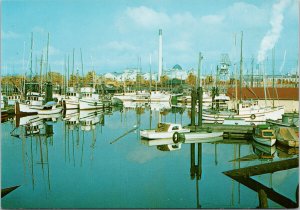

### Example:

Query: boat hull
xmin=79 ymin=99 xmax=103 ymax=110
xmin=64 ymin=99 xmax=79 ymax=109
xmin=140 ymin=129 xmax=190 ymax=139
xmin=183 ymin=131 xmax=224 ymax=140
xmin=37 ymin=107 xmax=63 ymax=115
xmin=253 ymin=136 xmax=276 ymax=146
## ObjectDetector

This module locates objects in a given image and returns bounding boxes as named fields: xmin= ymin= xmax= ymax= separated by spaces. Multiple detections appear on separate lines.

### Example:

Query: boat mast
xmin=30 ymin=32 xmax=33 ymax=90
xmin=72 ymin=48 xmax=75 ymax=88
xmin=80 ymin=48 xmax=84 ymax=87
xmin=239 ymin=31 xmax=243 ymax=103
xmin=272 ymin=48 xmax=275 ymax=108
xmin=64 ymin=55 xmax=67 ymax=94
xmin=197 ymin=52 xmax=203 ymax=127
xmin=251 ymin=56 xmax=254 ymax=88
xmin=67 ymin=55 xmax=70 ymax=90
xmin=234 ymin=64 xmax=238 ymax=109
xmin=46 ymin=32 xmax=49 ymax=82
xmin=39 ymin=53 xmax=43 ymax=94
xmin=149 ymin=54 xmax=152 ymax=94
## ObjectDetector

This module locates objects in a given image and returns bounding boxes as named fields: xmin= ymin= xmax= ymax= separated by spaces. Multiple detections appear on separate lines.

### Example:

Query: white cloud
xmin=172 ymin=12 xmax=198 ymax=26
xmin=225 ymin=2 xmax=269 ymax=28
xmin=200 ymin=15 xmax=224 ymax=25
xmin=125 ymin=6 xmax=170 ymax=29
xmin=1 ymin=31 xmax=20 ymax=39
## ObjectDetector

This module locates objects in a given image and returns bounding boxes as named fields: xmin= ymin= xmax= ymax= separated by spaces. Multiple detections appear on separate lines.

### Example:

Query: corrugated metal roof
xmin=227 ymin=87 xmax=299 ymax=100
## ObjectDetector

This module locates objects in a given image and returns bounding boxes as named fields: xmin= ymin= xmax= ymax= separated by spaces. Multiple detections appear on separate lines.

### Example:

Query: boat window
xmin=172 ymin=126 xmax=179 ymax=130
xmin=262 ymin=131 xmax=274 ymax=137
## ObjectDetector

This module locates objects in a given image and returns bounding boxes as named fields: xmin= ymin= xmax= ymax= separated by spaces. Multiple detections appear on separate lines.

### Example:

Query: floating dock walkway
xmin=186 ymin=124 xmax=254 ymax=139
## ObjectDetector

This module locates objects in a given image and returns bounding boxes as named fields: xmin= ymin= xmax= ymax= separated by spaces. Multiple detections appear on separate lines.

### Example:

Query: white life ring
xmin=26 ymin=101 xmax=30 ymax=105
xmin=250 ymin=114 xmax=256 ymax=120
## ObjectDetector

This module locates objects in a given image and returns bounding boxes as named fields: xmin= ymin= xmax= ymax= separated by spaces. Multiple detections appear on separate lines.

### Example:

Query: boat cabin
xmin=155 ymin=123 xmax=184 ymax=133
xmin=254 ymin=125 xmax=276 ymax=139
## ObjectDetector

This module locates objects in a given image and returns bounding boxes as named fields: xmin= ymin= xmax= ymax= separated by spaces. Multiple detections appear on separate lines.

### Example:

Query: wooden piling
xmin=191 ymin=89 xmax=196 ymax=126
xmin=258 ymin=189 xmax=268 ymax=208
xmin=197 ymin=87 xmax=203 ymax=127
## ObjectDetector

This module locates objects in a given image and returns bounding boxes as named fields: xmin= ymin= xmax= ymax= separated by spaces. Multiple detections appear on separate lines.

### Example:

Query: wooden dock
xmin=223 ymin=158 xmax=299 ymax=208
xmin=186 ymin=124 xmax=254 ymax=139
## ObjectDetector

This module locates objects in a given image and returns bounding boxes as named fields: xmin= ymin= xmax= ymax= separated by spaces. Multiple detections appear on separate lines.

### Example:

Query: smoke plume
xmin=257 ymin=0 xmax=290 ymax=63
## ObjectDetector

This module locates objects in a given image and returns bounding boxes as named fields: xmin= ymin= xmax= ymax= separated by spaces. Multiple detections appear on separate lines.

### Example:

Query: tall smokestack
xmin=158 ymin=29 xmax=163 ymax=82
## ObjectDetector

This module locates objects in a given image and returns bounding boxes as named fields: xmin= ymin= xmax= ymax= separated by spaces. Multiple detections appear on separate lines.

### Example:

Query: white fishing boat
xmin=7 ymin=95 xmax=21 ymax=106
xmin=275 ymin=127 xmax=299 ymax=147
xmin=63 ymin=87 xmax=80 ymax=109
xmin=223 ymin=117 xmax=250 ymax=125
xmin=0 ymin=94 xmax=5 ymax=109
xmin=203 ymin=100 xmax=284 ymax=124
xmin=267 ymin=113 xmax=299 ymax=128
xmin=37 ymin=101 xmax=63 ymax=115
xmin=79 ymin=87 xmax=102 ymax=110
xmin=15 ymin=92 xmax=44 ymax=115
xmin=140 ymin=123 xmax=190 ymax=139
xmin=112 ymin=93 xmax=134 ymax=102
xmin=253 ymin=124 xmax=276 ymax=146
xmin=149 ymin=91 xmax=171 ymax=102
xmin=113 ymin=91 xmax=149 ymax=102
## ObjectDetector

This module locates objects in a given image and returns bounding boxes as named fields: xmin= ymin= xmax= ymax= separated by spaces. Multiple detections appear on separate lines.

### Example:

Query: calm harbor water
xmin=1 ymin=104 xmax=298 ymax=208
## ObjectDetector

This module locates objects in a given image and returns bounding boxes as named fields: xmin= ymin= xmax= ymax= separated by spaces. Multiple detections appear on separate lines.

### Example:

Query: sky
xmin=1 ymin=0 xmax=298 ymax=76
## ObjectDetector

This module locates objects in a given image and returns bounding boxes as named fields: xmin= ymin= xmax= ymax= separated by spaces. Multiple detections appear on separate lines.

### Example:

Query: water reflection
xmin=11 ymin=115 xmax=56 ymax=193
xmin=2 ymin=104 xmax=299 ymax=208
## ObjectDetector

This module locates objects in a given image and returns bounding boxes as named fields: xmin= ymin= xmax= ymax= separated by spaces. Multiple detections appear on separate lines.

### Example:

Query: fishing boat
xmin=203 ymin=100 xmax=284 ymax=124
xmin=141 ymin=136 xmax=222 ymax=146
xmin=149 ymin=91 xmax=171 ymax=102
xmin=275 ymin=127 xmax=299 ymax=147
xmin=267 ymin=112 xmax=299 ymax=128
xmin=223 ymin=116 xmax=250 ymax=125
xmin=63 ymin=87 xmax=80 ymax=109
xmin=79 ymin=87 xmax=103 ymax=110
xmin=37 ymin=101 xmax=63 ymax=115
xmin=7 ymin=94 xmax=21 ymax=106
xmin=252 ymin=124 xmax=276 ymax=146
xmin=113 ymin=91 xmax=149 ymax=102
xmin=15 ymin=92 xmax=44 ymax=115
xmin=140 ymin=123 xmax=190 ymax=139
